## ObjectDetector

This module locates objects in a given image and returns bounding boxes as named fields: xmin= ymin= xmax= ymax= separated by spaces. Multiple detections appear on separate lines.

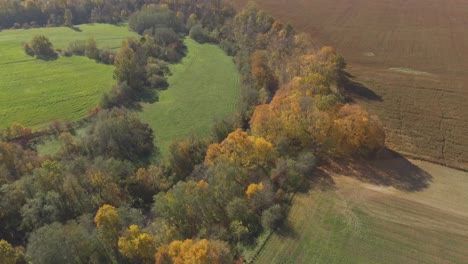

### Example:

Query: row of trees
xmin=0 ymin=0 xmax=235 ymax=29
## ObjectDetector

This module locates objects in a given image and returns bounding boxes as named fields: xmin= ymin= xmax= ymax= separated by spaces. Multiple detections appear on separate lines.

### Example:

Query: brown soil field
xmin=235 ymin=0 xmax=468 ymax=170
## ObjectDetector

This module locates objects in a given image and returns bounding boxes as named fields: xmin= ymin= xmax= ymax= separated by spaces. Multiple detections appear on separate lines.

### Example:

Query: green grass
xmin=254 ymin=180 xmax=468 ymax=264
xmin=139 ymin=38 xmax=240 ymax=155
xmin=0 ymin=24 xmax=138 ymax=130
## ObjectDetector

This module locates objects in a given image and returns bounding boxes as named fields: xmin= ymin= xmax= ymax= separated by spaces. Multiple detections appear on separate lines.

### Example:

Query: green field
xmin=254 ymin=160 xmax=468 ymax=264
xmin=139 ymin=38 xmax=240 ymax=155
xmin=0 ymin=24 xmax=138 ymax=130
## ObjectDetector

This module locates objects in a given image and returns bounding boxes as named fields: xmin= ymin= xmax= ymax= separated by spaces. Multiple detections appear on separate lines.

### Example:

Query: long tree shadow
xmin=345 ymin=80 xmax=383 ymax=101
xmin=342 ymin=71 xmax=382 ymax=101
xmin=321 ymin=148 xmax=433 ymax=192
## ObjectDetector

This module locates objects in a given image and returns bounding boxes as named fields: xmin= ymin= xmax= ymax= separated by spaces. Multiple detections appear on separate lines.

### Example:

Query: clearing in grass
xmin=0 ymin=24 xmax=138 ymax=130
xmin=139 ymin=38 xmax=240 ymax=155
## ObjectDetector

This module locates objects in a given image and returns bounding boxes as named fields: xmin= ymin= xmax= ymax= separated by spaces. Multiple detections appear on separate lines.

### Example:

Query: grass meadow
xmin=0 ymin=24 xmax=138 ymax=130
xmin=139 ymin=38 xmax=240 ymax=155
xmin=254 ymin=160 xmax=468 ymax=264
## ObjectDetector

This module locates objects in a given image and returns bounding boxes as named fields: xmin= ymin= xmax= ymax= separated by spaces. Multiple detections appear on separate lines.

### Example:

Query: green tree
xmin=29 ymin=35 xmax=57 ymax=60
xmin=26 ymin=217 xmax=107 ymax=264
xmin=83 ymin=108 xmax=155 ymax=163
xmin=85 ymin=38 xmax=99 ymax=60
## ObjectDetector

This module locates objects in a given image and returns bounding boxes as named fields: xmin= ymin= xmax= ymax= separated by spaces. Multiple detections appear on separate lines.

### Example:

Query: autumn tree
xmin=153 ymin=180 xmax=216 ymax=237
xmin=0 ymin=239 xmax=17 ymax=264
xmin=131 ymin=165 xmax=173 ymax=203
xmin=251 ymin=50 xmax=278 ymax=99
xmin=0 ymin=141 xmax=39 ymax=183
xmin=118 ymin=225 xmax=155 ymax=263
xmin=155 ymin=239 xmax=232 ymax=264
xmin=168 ymin=136 xmax=208 ymax=181
xmin=330 ymin=104 xmax=385 ymax=156
xmin=113 ymin=44 xmax=142 ymax=88
xmin=94 ymin=204 xmax=122 ymax=249
xmin=205 ymin=129 xmax=278 ymax=186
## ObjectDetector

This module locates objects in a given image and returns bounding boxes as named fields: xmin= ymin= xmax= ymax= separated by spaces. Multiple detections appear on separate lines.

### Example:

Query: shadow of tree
xmin=345 ymin=80 xmax=382 ymax=101
xmin=342 ymin=71 xmax=382 ymax=101
xmin=319 ymin=148 xmax=432 ymax=192
xmin=69 ymin=26 xmax=82 ymax=32
xmin=274 ymin=219 xmax=297 ymax=239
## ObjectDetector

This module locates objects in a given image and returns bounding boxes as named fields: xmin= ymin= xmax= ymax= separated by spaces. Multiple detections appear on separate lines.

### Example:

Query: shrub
xmin=66 ymin=40 xmax=86 ymax=56
xmin=189 ymin=24 xmax=210 ymax=44
xmin=23 ymin=43 xmax=34 ymax=57
xmin=28 ymin=35 xmax=57 ymax=60
xmin=219 ymin=39 xmax=238 ymax=56
xmin=99 ymin=49 xmax=116 ymax=65
xmin=83 ymin=108 xmax=155 ymax=163
xmin=261 ymin=204 xmax=283 ymax=230
xmin=85 ymin=38 xmax=99 ymax=60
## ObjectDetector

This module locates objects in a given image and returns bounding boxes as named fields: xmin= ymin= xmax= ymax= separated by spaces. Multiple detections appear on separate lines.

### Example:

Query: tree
xmin=94 ymin=204 xmax=121 ymax=248
xmin=85 ymin=38 xmax=99 ymax=60
xmin=205 ymin=129 xmax=278 ymax=186
xmin=114 ymin=44 xmax=139 ymax=86
xmin=153 ymin=180 xmax=215 ymax=237
xmin=168 ymin=136 xmax=208 ymax=181
xmin=331 ymin=104 xmax=385 ymax=156
xmin=189 ymin=24 xmax=210 ymax=43
xmin=0 ymin=240 xmax=17 ymax=264
xmin=83 ymin=108 xmax=155 ymax=163
xmin=118 ymin=225 xmax=155 ymax=263
xmin=64 ymin=9 xmax=73 ymax=27
xmin=155 ymin=239 xmax=232 ymax=264
xmin=246 ymin=182 xmax=264 ymax=199
xmin=251 ymin=50 xmax=278 ymax=97
xmin=28 ymin=35 xmax=57 ymax=60
xmin=131 ymin=165 xmax=173 ymax=203
xmin=261 ymin=204 xmax=283 ymax=230
xmin=26 ymin=218 xmax=106 ymax=264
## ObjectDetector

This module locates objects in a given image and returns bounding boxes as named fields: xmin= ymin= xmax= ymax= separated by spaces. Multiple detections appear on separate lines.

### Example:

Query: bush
xmin=28 ymin=35 xmax=57 ymax=60
xmin=261 ymin=204 xmax=283 ymax=230
xmin=99 ymin=49 xmax=116 ymax=65
xmin=66 ymin=40 xmax=86 ymax=56
xmin=83 ymin=108 xmax=155 ymax=163
xmin=23 ymin=43 xmax=34 ymax=57
xmin=85 ymin=38 xmax=99 ymax=60
xmin=219 ymin=39 xmax=238 ymax=56
xmin=189 ymin=24 xmax=210 ymax=44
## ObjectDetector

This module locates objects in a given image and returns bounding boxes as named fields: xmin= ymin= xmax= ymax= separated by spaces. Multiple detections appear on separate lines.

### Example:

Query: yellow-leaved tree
xmin=205 ymin=129 xmax=278 ymax=186
xmin=94 ymin=204 xmax=121 ymax=249
xmin=0 ymin=240 xmax=17 ymax=264
xmin=118 ymin=225 xmax=155 ymax=263
xmin=155 ymin=239 xmax=232 ymax=264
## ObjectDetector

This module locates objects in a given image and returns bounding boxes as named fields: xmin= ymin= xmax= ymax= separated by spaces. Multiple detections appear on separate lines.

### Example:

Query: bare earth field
xmin=235 ymin=0 xmax=468 ymax=170
xmin=254 ymin=158 xmax=468 ymax=263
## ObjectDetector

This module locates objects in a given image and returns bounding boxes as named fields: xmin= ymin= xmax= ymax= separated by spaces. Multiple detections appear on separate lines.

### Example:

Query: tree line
xmin=0 ymin=1 xmax=385 ymax=263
